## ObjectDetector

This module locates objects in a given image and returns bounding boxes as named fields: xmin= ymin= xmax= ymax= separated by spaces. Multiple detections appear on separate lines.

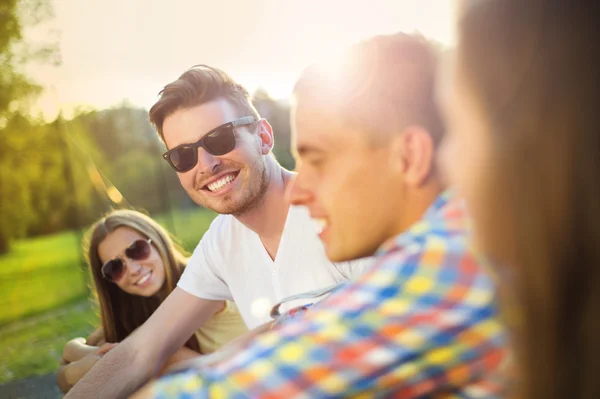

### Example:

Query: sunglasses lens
xmin=169 ymin=146 xmax=197 ymax=172
xmin=204 ymin=126 xmax=236 ymax=155
xmin=125 ymin=239 xmax=151 ymax=261
xmin=102 ymin=259 xmax=125 ymax=282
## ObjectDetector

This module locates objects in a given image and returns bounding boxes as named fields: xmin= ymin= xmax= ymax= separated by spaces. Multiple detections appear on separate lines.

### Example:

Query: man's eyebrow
xmin=296 ymin=144 xmax=326 ymax=157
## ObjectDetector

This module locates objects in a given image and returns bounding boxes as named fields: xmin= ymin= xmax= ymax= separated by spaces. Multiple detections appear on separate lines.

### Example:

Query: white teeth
xmin=136 ymin=272 xmax=151 ymax=286
xmin=313 ymin=219 xmax=327 ymax=234
xmin=207 ymin=173 xmax=235 ymax=192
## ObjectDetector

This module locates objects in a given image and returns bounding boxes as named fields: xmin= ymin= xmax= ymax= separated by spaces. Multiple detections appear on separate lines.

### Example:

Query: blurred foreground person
xmin=137 ymin=33 xmax=510 ymax=398
xmin=441 ymin=0 xmax=599 ymax=397
xmin=57 ymin=210 xmax=247 ymax=393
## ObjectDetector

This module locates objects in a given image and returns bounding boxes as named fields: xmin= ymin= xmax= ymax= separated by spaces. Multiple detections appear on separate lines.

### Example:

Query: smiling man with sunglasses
xmin=65 ymin=65 xmax=371 ymax=398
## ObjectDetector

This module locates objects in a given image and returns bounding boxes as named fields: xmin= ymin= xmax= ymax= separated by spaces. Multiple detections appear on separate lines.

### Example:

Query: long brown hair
xmin=84 ymin=209 xmax=200 ymax=352
xmin=458 ymin=1 xmax=600 ymax=397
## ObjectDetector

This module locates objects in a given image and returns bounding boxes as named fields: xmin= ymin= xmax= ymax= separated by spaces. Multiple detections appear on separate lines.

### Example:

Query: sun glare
xmin=27 ymin=0 xmax=454 ymax=119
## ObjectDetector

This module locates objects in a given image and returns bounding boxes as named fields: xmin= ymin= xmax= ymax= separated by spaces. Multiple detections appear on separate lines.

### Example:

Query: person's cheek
xmin=178 ymin=173 xmax=193 ymax=192
xmin=440 ymin=134 xmax=460 ymax=189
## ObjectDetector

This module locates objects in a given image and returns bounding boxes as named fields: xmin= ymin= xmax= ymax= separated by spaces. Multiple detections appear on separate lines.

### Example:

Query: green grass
xmin=0 ymin=299 xmax=97 ymax=383
xmin=0 ymin=232 xmax=88 ymax=325
xmin=0 ymin=206 xmax=217 ymax=383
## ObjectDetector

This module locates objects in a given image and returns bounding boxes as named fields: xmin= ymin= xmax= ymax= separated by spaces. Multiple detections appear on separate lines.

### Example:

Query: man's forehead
xmin=163 ymin=99 xmax=238 ymax=146
xmin=293 ymin=97 xmax=344 ymax=151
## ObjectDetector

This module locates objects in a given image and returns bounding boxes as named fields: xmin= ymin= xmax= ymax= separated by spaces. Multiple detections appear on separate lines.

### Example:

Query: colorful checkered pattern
xmin=149 ymin=192 xmax=510 ymax=398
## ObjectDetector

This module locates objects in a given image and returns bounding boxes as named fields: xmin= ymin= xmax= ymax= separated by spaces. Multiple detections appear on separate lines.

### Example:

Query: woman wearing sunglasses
xmin=57 ymin=209 xmax=248 ymax=393
xmin=443 ymin=0 xmax=599 ymax=397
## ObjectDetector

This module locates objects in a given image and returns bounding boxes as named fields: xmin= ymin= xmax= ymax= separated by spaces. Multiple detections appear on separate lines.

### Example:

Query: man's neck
xmin=236 ymin=159 xmax=293 ymax=243
xmin=393 ymin=181 xmax=446 ymax=238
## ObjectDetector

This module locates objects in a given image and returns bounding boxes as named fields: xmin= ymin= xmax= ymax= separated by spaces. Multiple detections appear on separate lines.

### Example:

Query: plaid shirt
xmin=149 ymin=192 xmax=510 ymax=398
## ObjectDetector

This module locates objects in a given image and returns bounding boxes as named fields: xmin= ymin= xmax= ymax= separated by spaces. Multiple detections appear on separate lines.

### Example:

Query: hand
xmin=58 ymin=340 xmax=117 ymax=393
xmin=97 ymin=342 xmax=118 ymax=355
xmin=86 ymin=328 xmax=106 ymax=346
xmin=63 ymin=337 xmax=94 ymax=363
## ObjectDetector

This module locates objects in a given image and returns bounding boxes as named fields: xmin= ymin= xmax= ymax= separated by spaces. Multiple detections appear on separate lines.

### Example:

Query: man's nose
xmin=196 ymin=148 xmax=221 ymax=174
xmin=287 ymin=174 xmax=314 ymax=206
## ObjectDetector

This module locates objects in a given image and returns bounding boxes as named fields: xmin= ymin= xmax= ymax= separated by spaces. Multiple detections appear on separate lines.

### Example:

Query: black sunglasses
xmin=162 ymin=116 xmax=256 ymax=173
xmin=101 ymin=238 xmax=153 ymax=282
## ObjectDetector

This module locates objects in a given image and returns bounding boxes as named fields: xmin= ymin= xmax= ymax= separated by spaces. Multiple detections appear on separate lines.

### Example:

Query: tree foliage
xmin=0 ymin=0 xmax=46 ymax=252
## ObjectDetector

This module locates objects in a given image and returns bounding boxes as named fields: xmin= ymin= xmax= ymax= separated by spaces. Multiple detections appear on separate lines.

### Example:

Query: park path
xmin=0 ymin=372 xmax=61 ymax=399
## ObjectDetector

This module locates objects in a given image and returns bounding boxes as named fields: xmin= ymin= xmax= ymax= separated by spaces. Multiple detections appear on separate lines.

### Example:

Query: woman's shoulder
xmin=207 ymin=301 xmax=246 ymax=323
xmin=218 ymin=301 xmax=243 ymax=317
xmin=194 ymin=301 xmax=248 ymax=354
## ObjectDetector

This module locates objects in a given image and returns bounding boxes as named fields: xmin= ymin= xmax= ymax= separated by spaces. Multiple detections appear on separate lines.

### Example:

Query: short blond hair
xmin=293 ymin=33 xmax=444 ymax=146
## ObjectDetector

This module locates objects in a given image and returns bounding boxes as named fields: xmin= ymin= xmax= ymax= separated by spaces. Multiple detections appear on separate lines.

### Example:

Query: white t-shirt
xmin=178 ymin=205 xmax=373 ymax=329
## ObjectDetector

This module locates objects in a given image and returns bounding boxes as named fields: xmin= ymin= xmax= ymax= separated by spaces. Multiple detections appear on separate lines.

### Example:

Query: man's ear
xmin=256 ymin=119 xmax=275 ymax=154
xmin=388 ymin=125 xmax=435 ymax=187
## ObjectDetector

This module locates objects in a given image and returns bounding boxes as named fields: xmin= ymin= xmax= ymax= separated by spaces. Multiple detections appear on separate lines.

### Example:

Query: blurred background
xmin=0 ymin=0 xmax=454 ymax=393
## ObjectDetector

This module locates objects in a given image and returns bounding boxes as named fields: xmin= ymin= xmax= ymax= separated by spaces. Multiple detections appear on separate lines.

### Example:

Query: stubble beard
xmin=230 ymin=160 xmax=269 ymax=218
xmin=189 ymin=158 xmax=269 ymax=217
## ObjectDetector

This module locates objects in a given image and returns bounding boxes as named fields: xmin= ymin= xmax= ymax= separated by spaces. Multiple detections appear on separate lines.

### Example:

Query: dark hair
xmin=459 ymin=1 xmax=600 ymax=397
xmin=293 ymin=33 xmax=445 ymax=146
xmin=149 ymin=65 xmax=260 ymax=141
xmin=85 ymin=209 xmax=200 ymax=352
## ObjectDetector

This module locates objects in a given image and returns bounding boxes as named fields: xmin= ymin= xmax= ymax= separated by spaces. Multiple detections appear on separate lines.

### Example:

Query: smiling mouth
xmin=135 ymin=271 xmax=152 ymax=286
xmin=313 ymin=218 xmax=328 ymax=235
xmin=203 ymin=171 xmax=239 ymax=193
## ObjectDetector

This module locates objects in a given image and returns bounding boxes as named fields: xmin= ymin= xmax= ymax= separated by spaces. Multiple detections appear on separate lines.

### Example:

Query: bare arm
xmin=64 ymin=288 xmax=223 ymax=398
xmin=158 ymin=346 xmax=202 ymax=375
xmin=57 ymin=330 xmax=112 ymax=393
xmin=58 ymin=329 xmax=203 ymax=393
xmin=57 ymin=343 xmax=116 ymax=394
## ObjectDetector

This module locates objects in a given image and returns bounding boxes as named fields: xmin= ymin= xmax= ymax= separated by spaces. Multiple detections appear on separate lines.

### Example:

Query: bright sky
xmin=26 ymin=0 xmax=456 ymax=119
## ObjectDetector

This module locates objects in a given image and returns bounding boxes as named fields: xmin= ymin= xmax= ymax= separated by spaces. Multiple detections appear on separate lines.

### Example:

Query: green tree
xmin=69 ymin=105 xmax=185 ymax=216
xmin=253 ymin=89 xmax=295 ymax=170
xmin=0 ymin=0 xmax=57 ymax=253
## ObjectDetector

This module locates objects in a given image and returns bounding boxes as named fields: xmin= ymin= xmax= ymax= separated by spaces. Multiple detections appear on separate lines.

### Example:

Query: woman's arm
xmin=61 ymin=329 xmax=105 ymax=363
xmin=57 ymin=329 xmax=113 ymax=394
xmin=57 ymin=342 xmax=117 ymax=393
xmin=58 ymin=336 xmax=200 ymax=392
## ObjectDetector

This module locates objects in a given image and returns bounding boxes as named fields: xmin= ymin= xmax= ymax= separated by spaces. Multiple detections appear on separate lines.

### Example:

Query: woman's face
xmin=97 ymin=226 xmax=166 ymax=297
xmin=440 ymin=56 xmax=494 ymax=247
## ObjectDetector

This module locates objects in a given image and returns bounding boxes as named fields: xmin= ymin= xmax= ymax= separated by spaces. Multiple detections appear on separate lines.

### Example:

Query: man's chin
xmin=189 ymin=191 xmax=236 ymax=212
xmin=326 ymin=244 xmax=376 ymax=263
xmin=325 ymin=246 xmax=354 ymax=263
xmin=204 ymin=197 xmax=254 ymax=217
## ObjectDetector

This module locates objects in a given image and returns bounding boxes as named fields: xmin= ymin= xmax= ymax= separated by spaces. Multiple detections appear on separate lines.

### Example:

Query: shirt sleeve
xmin=177 ymin=219 xmax=233 ymax=301
xmin=148 ymin=235 xmax=509 ymax=398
